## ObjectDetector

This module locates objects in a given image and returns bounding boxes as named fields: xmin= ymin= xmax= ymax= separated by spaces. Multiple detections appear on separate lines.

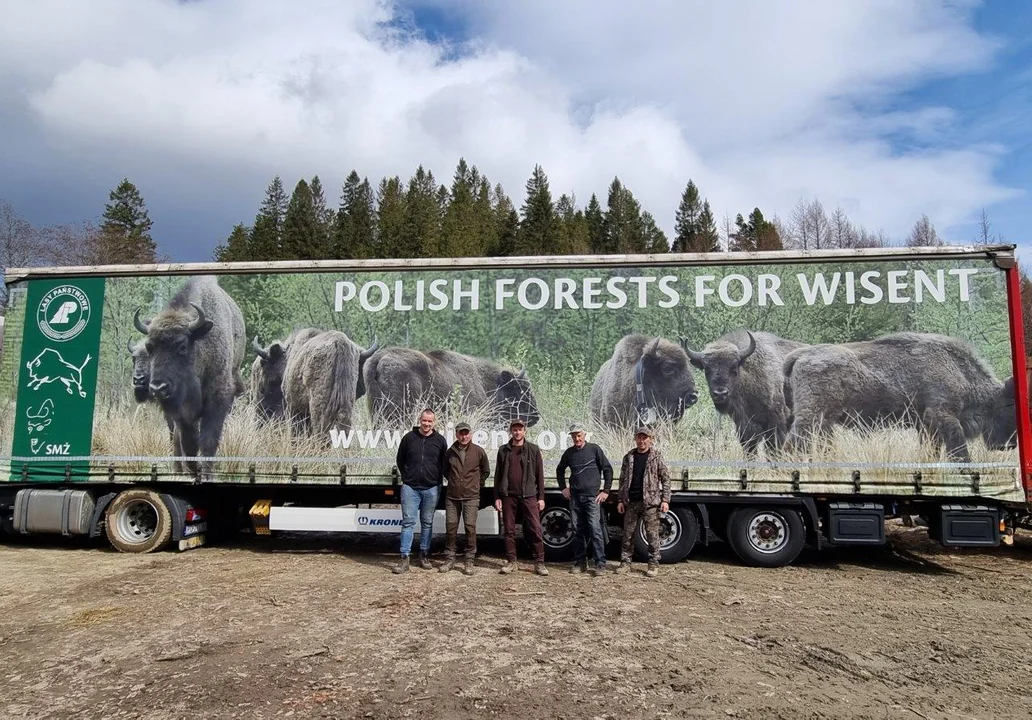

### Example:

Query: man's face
xmin=419 ymin=412 xmax=435 ymax=435
xmin=457 ymin=429 xmax=472 ymax=447
xmin=571 ymin=431 xmax=585 ymax=449
xmin=635 ymin=433 xmax=652 ymax=452
xmin=510 ymin=425 xmax=526 ymax=442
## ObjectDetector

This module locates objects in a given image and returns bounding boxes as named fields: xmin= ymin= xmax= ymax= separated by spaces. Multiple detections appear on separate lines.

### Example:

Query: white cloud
xmin=0 ymin=0 xmax=1020 ymax=251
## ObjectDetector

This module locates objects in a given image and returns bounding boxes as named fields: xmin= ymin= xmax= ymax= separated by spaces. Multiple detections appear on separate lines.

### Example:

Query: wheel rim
xmin=640 ymin=510 xmax=681 ymax=551
xmin=115 ymin=500 xmax=159 ymax=544
xmin=541 ymin=507 xmax=574 ymax=549
xmin=747 ymin=512 xmax=789 ymax=554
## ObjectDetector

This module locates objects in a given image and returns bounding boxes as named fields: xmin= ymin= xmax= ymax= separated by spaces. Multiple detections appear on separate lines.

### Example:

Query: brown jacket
xmin=446 ymin=441 xmax=490 ymax=501
xmin=618 ymin=446 xmax=671 ymax=506
xmin=494 ymin=441 xmax=545 ymax=500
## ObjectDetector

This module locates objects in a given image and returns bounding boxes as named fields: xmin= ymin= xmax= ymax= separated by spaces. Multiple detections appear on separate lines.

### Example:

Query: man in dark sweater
xmin=493 ymin=417 xmax=549 ymax=576
xmin=556 ymin=423 xmax=613 ymax=576
xmin=439 ymin=421 xmax=490 ymax=575
xmin=392 ymin=408 xmax=448 ymax=574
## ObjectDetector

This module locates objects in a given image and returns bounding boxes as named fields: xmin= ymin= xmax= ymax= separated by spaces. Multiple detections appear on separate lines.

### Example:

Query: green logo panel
xmin=11 ymin=278 xmax=105 ymax=481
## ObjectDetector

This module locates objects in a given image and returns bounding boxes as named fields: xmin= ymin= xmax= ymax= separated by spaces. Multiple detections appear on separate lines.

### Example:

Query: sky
xmin=0 ymin=0 xmax=1029 ymax=263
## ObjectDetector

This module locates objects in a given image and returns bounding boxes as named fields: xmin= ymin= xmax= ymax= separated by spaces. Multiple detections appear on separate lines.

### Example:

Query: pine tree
xmin=518 ymin=165 xmax=557 ymax=255
xmin=697 ymin=201 xmax=721 ymax=252
xmin=282 ymin=179 xmax=321 ymax=259
xmin=641 ymin=211 xmax=669 ymax=253
xmin=730 ymin=208 xmax=781 ymax=252
xmin=472 ymin=171 xmax=496 ymax=257
xmin=488 ymin=184 xmax=519 ymax=256
xmin=401 ymin=166 xmax=441 ymax=257
xmin=100 ymin=178 xmax=156 ymax=263
xmin=375 ymin=176 xmax=406 ymax=258
xmin=555 ymin=194 xmax=591 ymax=255
xmin=585 ymin=194 xmax=605 ymax=254
xmin=334 ymin=171 xmax=376 ymax=258
xmin=213 ymin=223 xmax=250 ymax=262
xmin=672 ymin=180 xmax=702 ymax=253
xmin=309 ymin=175 xmax=334 ymax=257
xmin=603 ymin=178 xmax=645 ymax=253
xmin=442 ymin=158 xmax=480 ymax=256
xmin=249 ymin=176 xmax=288 ymax=260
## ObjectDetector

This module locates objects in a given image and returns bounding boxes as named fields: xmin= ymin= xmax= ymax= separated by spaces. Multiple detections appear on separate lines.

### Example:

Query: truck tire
xmin=726 ymin=506 xmax=804 ymax=568
xmin=105 ymin=489 xmax=173 ymax=554
xmin=540 ymin=505 xmax=575 ymax=561
xmin=634 ymin=506 xmax=699 ymax=564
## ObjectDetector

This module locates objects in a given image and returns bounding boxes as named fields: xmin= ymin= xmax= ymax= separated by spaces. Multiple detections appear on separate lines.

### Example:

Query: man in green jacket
xmin=616 ymin=426 xmax=671 ymax=577
xmin=493 ymin=417 xmax=549 ymax=576
xmin=440 ymin=421 xmax=490 ymax=575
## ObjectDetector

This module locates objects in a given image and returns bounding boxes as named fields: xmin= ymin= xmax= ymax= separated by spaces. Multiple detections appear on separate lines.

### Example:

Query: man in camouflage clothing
xmin=616 ymin=426 xmax=671 ymax=577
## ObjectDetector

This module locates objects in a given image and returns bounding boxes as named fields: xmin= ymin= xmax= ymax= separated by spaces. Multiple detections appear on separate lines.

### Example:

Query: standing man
xmin=440 ymin=421 xmax=490 ymax=575
xmin=616 ymin=427 xmax=671 ymax=577
xmin=493 ymin=417 xmax=549 ymax=576
xmin=556 ymin=423 xmax=613 ymax=576
xmin=393 ymin=408 xmax=448 ymax=574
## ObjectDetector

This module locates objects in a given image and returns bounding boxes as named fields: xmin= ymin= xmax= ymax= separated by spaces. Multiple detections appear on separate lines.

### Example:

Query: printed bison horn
xmin=126 ymin=337 xmax=135 ymax=355
xmin=189 ymin=302 xmax=207 ymax=332
xmin=645 ymin=338 xmax=661 ymax=356
xmin=737 ymin=331 xmax=757 ymax=365
xmin=360 ymin=336 xmax=381 ymax=362
xmin=133 ymin=307 xmax=150 ymax=334
xmin=252 ymin=335 xmax=270 ymax=360
xmin=678 ymin=336 xmax=704 ymax=364
xmin=516 ymin=367 xmax=526 ymax=379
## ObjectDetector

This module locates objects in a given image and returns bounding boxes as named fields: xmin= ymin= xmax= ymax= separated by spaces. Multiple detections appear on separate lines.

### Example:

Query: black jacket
xmin=396 ymin=428 xmax=448 ymax=489
xmin=494 ymin=441 xmax=545 ymax=500
xmin=556 ymin=443 xmax=614 ymax=494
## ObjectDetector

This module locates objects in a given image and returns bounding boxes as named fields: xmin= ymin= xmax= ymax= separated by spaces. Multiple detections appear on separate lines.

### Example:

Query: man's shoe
xmin=419 ymin=553 xmax=433 ymax=570
xmin=534 ymin=563 xmax=550 ymax=576
xmin=499 ymin=561 xmax=515 ymax=575
xmin=614 ymin=561 xmax=631 ymax=574
xmin=570 ymin=564 xmax=586 ymax=574
xmin=645 ymin=563 xmax=658 ymax=578
xmin=438 ymin=557 xmax=456 ymax=573
xmin=463 ymin=559 xmax=476 ymax=576
xmin=392 ymin=555 xmax=410 ymax=574
xmin=591 ymin=564 xmax=606 ymax=577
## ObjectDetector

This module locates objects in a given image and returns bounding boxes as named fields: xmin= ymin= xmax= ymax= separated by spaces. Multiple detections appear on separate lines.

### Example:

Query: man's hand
xmin=617 ymin=502 xmax=625 ymax=514
xmin=538 ymin=499 xmax=545 ymax=512
xmin=595 ymin=491 xmax=608 ymax=504
xmin=494 ymin=499 xmax=502 ymax=513
xmin=660 ymin=501 xmax=669 ymax=514
xmin=561 ymin=487 xmax=570 ymax=500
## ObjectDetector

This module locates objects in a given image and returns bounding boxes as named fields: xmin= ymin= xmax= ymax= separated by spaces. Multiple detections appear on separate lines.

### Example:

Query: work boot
xmin=645 ymin=563 xmax=658 ymax=578
xmin=570 ymin=563 xmax=585 ymax=574
xmin=534 ymin=563 xmax=550 ymax=577
xmin=392 ymin=555 xmax=410 ymax=574
xmin=419 ymin=552 xmax=433 ymax=570
xmin=591 ymin=564 xmax=606 ymax=577
xmin=499 ymin=561 xmax=515 ymax=574
xmin=463 ymin=559 xmax=476 ymax=576
xmin=438 ymin=557 xmax=456 ymax=573
xmin=614 ymin=560 xmax=631 ymax=574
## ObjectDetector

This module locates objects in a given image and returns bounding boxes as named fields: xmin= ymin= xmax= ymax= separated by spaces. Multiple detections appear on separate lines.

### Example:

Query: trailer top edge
xmin=4 ymin=243 xmax=1017 ymax=283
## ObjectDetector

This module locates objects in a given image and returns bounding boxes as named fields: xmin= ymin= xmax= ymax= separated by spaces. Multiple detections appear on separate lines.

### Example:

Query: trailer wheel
xmin=540 ymin=505 xmax=575 ymax=561
xmin=105 ymin=489 xmax=173 ymax=554
xmin=726 ymin=506 xmax=804 ymax=568
xmin=634 ymin=506 xmax=699 ymax=564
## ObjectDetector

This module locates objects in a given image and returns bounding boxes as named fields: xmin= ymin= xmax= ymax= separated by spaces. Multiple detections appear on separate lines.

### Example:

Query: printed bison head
xmin=251 ymin=335 xmax=288 ymax=419
xmin=126 ymin=338 xmax=152 ymax=403
xmin=638 ymin=338 xmax=699 ymax=422
xmin=493 ymin=368 xmax=541 ymax=427
xmin=682 ymin=331 xmax=756 ymax=412
xmin=983 ymin=376 xmax=1017 ymax=451
xmin=134 ymin=302 xmax=213 ymax=406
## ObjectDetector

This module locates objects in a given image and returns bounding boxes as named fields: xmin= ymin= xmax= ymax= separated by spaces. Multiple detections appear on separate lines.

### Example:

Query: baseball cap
xmin=455 ymin=422 xmax=471 ymax=433
xmin=635 ymin=426 xmax=654 ymax=438
xmin=568 ymin=422 xmax=586 ymax=434
xmin=509 ymin=417 xmax=527 ymax=428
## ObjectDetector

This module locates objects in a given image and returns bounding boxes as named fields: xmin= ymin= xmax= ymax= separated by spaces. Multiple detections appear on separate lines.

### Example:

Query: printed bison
xmin=682 ymin=330 xmax=808 ymax=457
xmin=127 ymin=338 xmax=152 ymax=403
xmin=250 ymin=327 xmax=323 ymax=421
xmin=363 ymin=347 xmax=540 ymax=427
xmin=782 ymin=331 xmax=1016 ymax=461
xmin=134 ymin=275 xmax=246 ymax=478
xmin=283 ymin=331 xmax=380 ymax=438
xmin=588 ymin=334 xmax=698 ymax=428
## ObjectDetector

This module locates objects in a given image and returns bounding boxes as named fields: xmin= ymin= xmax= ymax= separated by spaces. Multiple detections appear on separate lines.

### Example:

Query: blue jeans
xmin=570 ymin=493 xmax=606 ymax=567
xmin=400 ymin=484 xmax=439 ymax=556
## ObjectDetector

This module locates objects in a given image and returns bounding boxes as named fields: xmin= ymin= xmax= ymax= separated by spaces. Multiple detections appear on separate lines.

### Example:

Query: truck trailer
xmin=0 ymin=244 xmax=1028 ymax=568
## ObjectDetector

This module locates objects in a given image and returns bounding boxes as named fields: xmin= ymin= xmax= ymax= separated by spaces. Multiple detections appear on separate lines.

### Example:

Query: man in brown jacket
xmin=440 ymin=421 xmax=490 ymax=575
xmin=616 ymin=426 xmax=671 ymax=577
xmin=493 ymin=417 xmax=549 ymax=576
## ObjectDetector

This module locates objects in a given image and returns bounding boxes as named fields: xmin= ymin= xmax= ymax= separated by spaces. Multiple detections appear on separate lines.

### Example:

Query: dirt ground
xmin=2 ymin=525 xmax=1032 ymax=720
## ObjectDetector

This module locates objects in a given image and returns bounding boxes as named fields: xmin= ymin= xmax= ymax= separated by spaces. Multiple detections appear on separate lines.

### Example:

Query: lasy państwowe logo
xmin=37 ymin=285 xmax=91 ymax=342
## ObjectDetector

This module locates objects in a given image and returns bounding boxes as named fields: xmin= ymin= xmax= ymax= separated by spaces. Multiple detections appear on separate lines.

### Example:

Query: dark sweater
xmin=556 ymin=443 xmax=614 ymax=494
xmin=396 ymin=428 xmax=448 ymax=489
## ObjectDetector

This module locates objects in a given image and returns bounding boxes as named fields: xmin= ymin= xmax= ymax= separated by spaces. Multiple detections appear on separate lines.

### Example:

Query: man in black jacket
xmin=493 ymin=417 xmax=548 ymax=576
xmin=556 ymin=423 xmax=613 ymax=576
xmin=392 ymin=408 xmax=448 ymax=574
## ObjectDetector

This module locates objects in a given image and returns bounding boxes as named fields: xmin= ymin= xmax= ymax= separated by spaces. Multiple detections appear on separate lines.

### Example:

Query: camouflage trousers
xmin=620 ymin=502 xmax=661 ymax=564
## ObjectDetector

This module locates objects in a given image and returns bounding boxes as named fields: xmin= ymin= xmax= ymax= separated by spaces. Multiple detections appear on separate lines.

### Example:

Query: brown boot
xmin=392 ymin=555 xmax=410 ymax=574
xmin=463 ymin=559 xmax=476 ymax=576
xmin=419 ymin=552 xmax=433 ymax=570
xmin=438 ymin=557 xmax=456 ymax=573
xmin=499 ymin=561 xmax=515 ymax=574
xmin=534 ymin=563 xmax=550 ymax=577
xmin=645 ymin=563 xmax=658 ymax=578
